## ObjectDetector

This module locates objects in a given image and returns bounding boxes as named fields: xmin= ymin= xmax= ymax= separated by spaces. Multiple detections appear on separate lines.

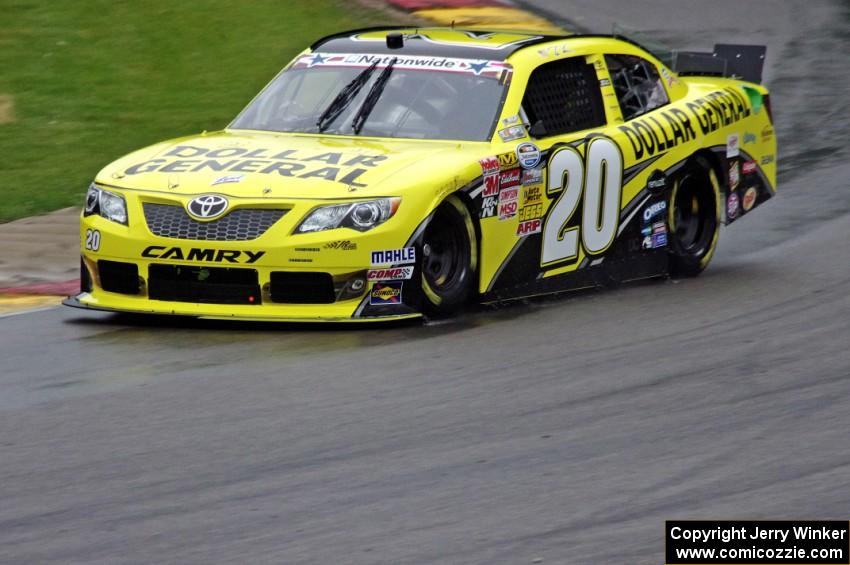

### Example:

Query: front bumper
xmin=70 ymin=195 xmax=426 ymax=322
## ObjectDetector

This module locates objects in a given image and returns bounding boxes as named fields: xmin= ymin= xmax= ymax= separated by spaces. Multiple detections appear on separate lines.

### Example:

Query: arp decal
xmin=370 ymin=281 xmax=403 ymax=305
xmin=141 ymin=246 xmax=265 ymax=264
xmin=542 ymin=137 xmax=624 ymax=267
xmin=517 ymin=218 xmax=542 ymax=236
xmin=124 ymin=146 xmax=389 ymax=188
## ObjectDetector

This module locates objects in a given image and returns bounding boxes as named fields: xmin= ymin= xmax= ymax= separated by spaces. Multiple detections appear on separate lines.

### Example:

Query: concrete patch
xmin=0 ymin=94 xmax=14 ymax=124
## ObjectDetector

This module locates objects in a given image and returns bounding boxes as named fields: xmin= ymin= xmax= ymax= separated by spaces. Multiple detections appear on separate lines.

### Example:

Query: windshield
xmin=229 ymin=53 xmax=512 ymax=141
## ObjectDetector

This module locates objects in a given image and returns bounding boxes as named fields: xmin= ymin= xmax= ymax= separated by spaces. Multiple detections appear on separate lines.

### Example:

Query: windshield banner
xmin=294 ymin=53 xmax=512 ymax=78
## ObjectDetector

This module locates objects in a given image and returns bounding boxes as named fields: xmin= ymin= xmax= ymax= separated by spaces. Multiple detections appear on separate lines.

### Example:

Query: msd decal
xmin=367 ymin=266 xmax=414 ymax=281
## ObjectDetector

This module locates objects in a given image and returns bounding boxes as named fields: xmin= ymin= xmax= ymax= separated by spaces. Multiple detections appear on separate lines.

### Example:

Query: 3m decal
xmin=371 ymin=247 xmax=415 ymax=265
xmin=367 ymin=266 xmax=414 ymax=281
xmin=84 ymin=229 xmax=100 ymax=252
xmin=516 ymin=142 xmax=541 ymax=169
xmin=370 ymin=281 xmax=403 ymax=305
xmin=482 ymin=173 xmax=500 ymax=197
xmin=541 ymin=137 xmax=624 ymax=266
xmin=141 ymin=246 xmax=265 ymax=264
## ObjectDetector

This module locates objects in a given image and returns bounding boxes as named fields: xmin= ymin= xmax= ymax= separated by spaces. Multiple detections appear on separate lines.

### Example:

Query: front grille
xmin=270 ymin=272 xmax=335 ymax=304
xmin=98 ymin=260 xmax=139 ymax=294
xmin=143 ymin=203 xmax=286 ymax=241
xmin=148 ymin=264 xmax=261 ymax=305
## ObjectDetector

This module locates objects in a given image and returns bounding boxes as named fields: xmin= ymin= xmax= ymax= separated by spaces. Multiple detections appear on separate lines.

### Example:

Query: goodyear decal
xmin=124 ymin=146 xmax=389 ymax=188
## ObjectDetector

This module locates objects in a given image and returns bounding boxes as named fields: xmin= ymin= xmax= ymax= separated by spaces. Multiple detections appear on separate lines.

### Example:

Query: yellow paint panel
xmin=414 ymin=7 xmax=565 ymax=35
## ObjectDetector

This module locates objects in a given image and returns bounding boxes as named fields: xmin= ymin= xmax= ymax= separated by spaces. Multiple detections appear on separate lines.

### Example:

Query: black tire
xmin=421 ymin=195 xmax=478 ymax=317
xmin=668 ymin=156 xmax=721 ymax=277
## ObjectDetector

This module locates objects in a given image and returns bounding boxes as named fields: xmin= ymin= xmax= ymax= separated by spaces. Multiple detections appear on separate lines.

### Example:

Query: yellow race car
xmin=65 ymin=27 xmax=776 ymax=322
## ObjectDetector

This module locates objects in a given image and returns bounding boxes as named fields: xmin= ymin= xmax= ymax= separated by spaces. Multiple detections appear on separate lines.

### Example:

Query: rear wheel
xmin=421 ymin=196 xmax=477 ymax=317
xmin=668 ymin=156 xmax=721 ymax=277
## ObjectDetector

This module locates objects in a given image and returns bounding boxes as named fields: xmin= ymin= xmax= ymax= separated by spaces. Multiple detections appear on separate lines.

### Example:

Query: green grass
xmin=0 ymin=0 xmax=397 ymax=222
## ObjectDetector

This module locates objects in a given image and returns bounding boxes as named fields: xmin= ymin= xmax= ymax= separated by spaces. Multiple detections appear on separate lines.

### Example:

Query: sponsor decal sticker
xmin=294 ymin=53 xmax=512 ymax=78
xmin=371 ymin=247 xmax=415 ymax=265
xmin=742 ymin=187 xmax=757 ymax=212
xmin=521 ymin=168 xmax=542 ymax=186
xmin=643 ymin=201 xmax=667 ymax=222
xmin=743 ymin=131 xmax=757 ymax=145
xmin=729 ymin=160 xmax=740 ymax=190
xmin=480 ymin=195 xmax=498 ymax=218
xmin=498 ymin=151 xmax=518 ymax=170
xmin=482 ymin=172 xmax=500 ymax=197
xmin=641 ymin=225 xmax=652 ymax=236
xmin=646 ymin=170 xmax=667 ymax=193
xmin=141 ymin=245 xmax=265 ymax=264
xmin=84 ymin=229 xmax=101 ymax=251
xmin=642 ymin=235 xmax=653 ymax=249
xmin=727 ymin=193 xmax=740 ymax=220
xmin=498 ymin=199 xmax=518 ymax=220
xmin=211 ymin=174 xmax=244 ymax=186
xmin=498 ymin=125 xmax=526 ymax=143
xmin=479 ymin=156 xmax=500 ymax=175
xmin=761 ymin=126 xmax=774 ymax=142
xmin=370 ymin=281 xmax=403 ymax=305
xmin=727 ymin=133 xmax=740 ymax=158
xmin=499 ymin=168 xmax=521 ymax=188
xmin=652 ymin=233 xmax=668 ymax=248
xmin=367 ymin=266 xmax=413 ymax=281
xmin=516 ymin=142 xmax=541 ymax=169
xmin=324 ymin=240 xmax=357 ymax=250
xmin=499 ymin=187 xmax=519 ymax=203
xmin=522 ymin=185 xmax=542 ymax=205
xmin=652 ymin=221 xmax=667 ymax=234
xmin=761 ymin=154 xmax=775 ymax=165
xmin=518 ymin=203 xmax=543 ymax=221
xmin=742 ymin=160 xmax=757 ymax=175
xmin=501 ymin=114 xmax=520 ymax=126
xmin=516 ymin=218 xmax=542 ymax=236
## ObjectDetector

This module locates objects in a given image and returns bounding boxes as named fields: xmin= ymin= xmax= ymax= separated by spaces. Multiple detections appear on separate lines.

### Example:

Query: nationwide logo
xmin=370 ymin=281 xmax=403 ymax=305
xmin=367 ymin=267 xmax=414 ymax=281
xmin=187 ymin=194 xmax=229 ymax=220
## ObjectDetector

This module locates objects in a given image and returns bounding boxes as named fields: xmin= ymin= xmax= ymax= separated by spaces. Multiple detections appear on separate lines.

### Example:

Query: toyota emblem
xmin=187 ymin=194 xmax=229 ymax=220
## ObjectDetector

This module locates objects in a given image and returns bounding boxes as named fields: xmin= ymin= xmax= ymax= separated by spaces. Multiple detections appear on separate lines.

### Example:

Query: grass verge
xmin=0 ymin=0 xmax=398 ymax=222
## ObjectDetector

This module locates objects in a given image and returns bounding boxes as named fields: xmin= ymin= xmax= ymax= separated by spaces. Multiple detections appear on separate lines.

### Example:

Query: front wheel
xmin=420 ymin=196 xmax=478 ymax=317
xmin=668 ymin=156 xmax=721 ymax=277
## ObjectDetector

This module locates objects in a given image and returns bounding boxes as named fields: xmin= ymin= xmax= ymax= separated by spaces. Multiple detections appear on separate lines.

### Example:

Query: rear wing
xmin=671 ymin=44 xmax=767 ymax=84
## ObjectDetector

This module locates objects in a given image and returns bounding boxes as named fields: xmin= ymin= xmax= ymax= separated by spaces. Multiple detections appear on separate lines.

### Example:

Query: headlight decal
xmin=84 ymin=184 xmax=128 ymax=225
xmin=295 ymin=197 xmax=400 ymax=234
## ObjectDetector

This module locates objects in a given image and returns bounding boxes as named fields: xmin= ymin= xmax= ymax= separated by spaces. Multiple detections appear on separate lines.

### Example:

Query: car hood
xmin=97 ymin=130 xmax=489 ymax=200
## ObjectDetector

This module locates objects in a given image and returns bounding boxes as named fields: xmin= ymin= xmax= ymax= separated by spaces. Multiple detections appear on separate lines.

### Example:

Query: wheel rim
xmin=422 ymin=207 xmax=468 ymax=294
xmin=674 ymin=172 xmax=716 ymax=256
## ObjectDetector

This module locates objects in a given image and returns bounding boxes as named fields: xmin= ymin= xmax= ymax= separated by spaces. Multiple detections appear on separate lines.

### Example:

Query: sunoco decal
xmin=370 ymin=281 xmax=403 ymax=305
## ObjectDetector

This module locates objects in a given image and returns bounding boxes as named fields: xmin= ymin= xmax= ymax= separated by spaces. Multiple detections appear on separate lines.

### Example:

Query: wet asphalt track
xmin=2 ymin=2 xmax=850 ymax=563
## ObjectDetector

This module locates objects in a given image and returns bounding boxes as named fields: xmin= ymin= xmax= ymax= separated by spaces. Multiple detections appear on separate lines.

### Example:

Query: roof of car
xmin=311 ymin=26 xmax=575 ymax=60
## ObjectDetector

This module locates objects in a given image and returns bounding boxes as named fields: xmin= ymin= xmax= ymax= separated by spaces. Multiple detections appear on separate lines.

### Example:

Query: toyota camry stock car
xmin=65 ymin=27 xmax=776 ymax=322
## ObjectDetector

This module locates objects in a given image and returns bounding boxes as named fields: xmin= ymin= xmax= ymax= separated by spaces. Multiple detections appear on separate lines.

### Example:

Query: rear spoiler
xmin=671 ymin=44 xmax=767 ymax=84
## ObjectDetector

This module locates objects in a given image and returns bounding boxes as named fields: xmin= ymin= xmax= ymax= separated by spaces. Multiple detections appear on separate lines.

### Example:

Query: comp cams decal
xmin=367 ymin=266 xmax=414 ymax=281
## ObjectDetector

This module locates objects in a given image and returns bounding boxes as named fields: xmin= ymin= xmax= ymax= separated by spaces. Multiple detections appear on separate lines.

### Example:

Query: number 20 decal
xmin=85 ymin=229 xmax=101 ymax=251
xmin=541 ymin=137 xmax=624 ymax=267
